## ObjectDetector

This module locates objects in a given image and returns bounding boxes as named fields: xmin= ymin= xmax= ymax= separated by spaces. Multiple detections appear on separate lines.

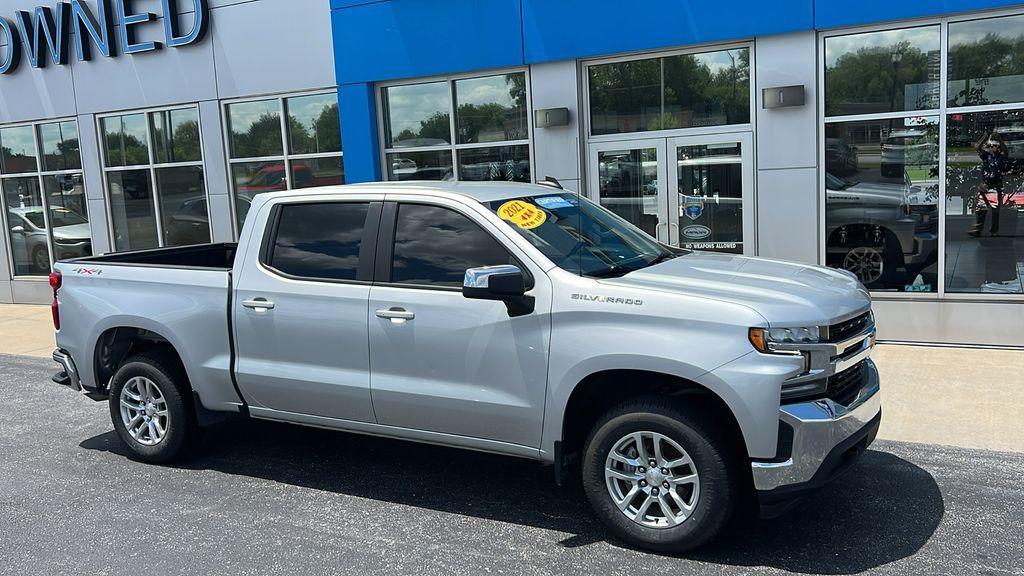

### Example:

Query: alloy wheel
xmin=604 ymin=431 xmax=700 ymax=529
xmin=119 ymin=376 xmax=169 ymax=446
xmin=842 ymin=246 xmax=884 ymax=285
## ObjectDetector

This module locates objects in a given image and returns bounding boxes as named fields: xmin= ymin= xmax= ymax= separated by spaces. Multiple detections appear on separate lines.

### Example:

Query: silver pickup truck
xmin=50 ymin=181 xmax=881 ymax=552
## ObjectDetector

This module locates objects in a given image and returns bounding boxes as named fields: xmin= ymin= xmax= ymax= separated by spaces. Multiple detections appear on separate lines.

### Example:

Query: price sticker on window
xmin=497 ymin=200 xmax=547 ymax=230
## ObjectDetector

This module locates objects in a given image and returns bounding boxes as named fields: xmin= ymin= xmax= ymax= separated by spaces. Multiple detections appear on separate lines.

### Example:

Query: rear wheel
xmin=108 ymin=353 xmax=195 ymax=463
xmin=581 ymin=398 xmax=738 ymax=552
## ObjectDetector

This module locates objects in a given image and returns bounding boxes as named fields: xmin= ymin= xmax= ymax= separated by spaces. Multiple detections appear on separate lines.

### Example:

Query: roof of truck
xmin=263 ymin=181 xmax=575 ymax=205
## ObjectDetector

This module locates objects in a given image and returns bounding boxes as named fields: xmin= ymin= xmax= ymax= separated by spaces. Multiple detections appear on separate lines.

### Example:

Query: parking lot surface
xmin=1 ymin=353 xmax=1022 ymax=576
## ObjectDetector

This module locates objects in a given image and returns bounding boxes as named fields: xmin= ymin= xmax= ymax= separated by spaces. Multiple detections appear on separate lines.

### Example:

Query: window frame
xmin=0 ymin=116 xmax=87 ymax=278
xmin=375 ymin=200 xmax=532 ymax=292
xmin=96 ymin=104 xmax=210 ymax=252
xmin=222 ymin=89 xmax=345 ymax=238
xmin=375 ymin=68 xmax=535 ymax=184
xmin=818 ymin=7 xmax=1024 ymax=302
xmin=257 ymin=199 xmax=380 ymax=285
xmin=581 ymin=40 xmax=756 ymax=144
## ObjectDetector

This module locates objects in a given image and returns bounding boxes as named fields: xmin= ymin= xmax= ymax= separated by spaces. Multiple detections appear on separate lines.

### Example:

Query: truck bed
xmin=67 ymin=243 xmax=237 ymax=269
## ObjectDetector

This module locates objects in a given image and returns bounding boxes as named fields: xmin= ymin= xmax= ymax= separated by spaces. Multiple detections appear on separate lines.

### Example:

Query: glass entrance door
xmin=587 ymin=132 xmax=753 ymax=253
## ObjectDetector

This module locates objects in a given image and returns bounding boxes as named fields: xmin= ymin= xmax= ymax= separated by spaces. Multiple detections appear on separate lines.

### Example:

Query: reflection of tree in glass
xmin=826 ymin=41 xmax=935 ymax=115
xmin=44 ymin=138 xmax=80 ymax=170
xmin=104 ymin=131 xmax=149 ymax=166
xmin=233 ymin=113 xmax=284 ymax=159
xmin=153 ymin=121 xmax=200 ymax=163
xmin=288 ymin=103 xmax=341 ymax=154
xmin=664 ymin=49 xmax=750 ymax=128
xmin=393 ymin=111 xmax=450 ymax=146
xmin=949 ymin=33 xmax=1024 ymax=106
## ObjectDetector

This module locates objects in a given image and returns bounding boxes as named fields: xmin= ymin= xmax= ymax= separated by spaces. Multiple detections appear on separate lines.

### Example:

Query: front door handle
xmin=376 ymin=307 xmax=415 ymax=323
xmin=242 ymin=298 xmax=275 ymax=311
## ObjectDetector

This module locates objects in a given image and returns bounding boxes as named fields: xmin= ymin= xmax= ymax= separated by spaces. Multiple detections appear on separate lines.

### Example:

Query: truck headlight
xmin=748 ymin=326 xmax=821 ymax=353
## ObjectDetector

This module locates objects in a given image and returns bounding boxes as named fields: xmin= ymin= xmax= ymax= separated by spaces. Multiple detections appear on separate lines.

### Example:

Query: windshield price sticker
xmin=535 ymin=195 xmax=576 ymax=210
xmin=498 ymin=200 xmax=547 ymax=229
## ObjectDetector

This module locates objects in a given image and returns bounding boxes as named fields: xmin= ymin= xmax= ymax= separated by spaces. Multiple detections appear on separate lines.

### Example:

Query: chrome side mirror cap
xmin=463 ymin=265 xmax=534 ymax=317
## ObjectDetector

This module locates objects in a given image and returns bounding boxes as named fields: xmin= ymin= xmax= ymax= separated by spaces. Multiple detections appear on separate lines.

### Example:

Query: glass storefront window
xmin=676 ymin=142 xmax=745 ymax=254
xmin=39 ymin=121 xmax=81 ymax=172
xmin=0 ymin=125 xmax=39 ymax=174
xmin=595 ymin=147 xmax=660 ymax=238
xmin=381 ymin=72 xmax=531 ymax=183
xmin=227 ymin=99 xmax=283 ymax=159
xmin=101 ymin=114 xmax=150 ymax=167
xmin=101 ymin=106 xmax=210 ymax=250
xmin=226 ymin=92 xmax=345 ymax=232
xmin=0 ymin=119 xmax=90 ymax=276
xmin=946 ymin=109 xmax=1024 ymax=294
xmin=152 ymin=108 xmax=202 ymax=164
xmin=948 ymin=14 xmax=1024 ymax=107
xmin=588 ymin=48 xmax=751 ymax=136
xmin=382 ymin=81 xmax=451 ymax=148
xmin=454 ymin=74 xmax=529 ymax=144
xmin=825 ymin=26 xmax=941 ymax=116
xmin=287 ymin=93 xmax=342 ymax=155
xmin=823 ymin=118 xmax=940 ymax=291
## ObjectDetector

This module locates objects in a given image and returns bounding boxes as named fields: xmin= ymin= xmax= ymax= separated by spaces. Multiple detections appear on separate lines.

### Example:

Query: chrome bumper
xmin=751 ymin=359 xmax=882 ymax=492
xmin=52 ymin=348 xmax=83 ymax=392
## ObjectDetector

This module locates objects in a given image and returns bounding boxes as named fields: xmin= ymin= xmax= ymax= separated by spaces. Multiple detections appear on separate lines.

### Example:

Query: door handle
xmin=376 ymin=307 xmax=415 ymax=323
xmin=242 ymin=298 xmax=275 ymax=311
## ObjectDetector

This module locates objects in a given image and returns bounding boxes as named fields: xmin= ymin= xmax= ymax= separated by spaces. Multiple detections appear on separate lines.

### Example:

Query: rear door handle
xmin=376 ymin=307 xmax=415 ymax=323
xmin=242 ymin=298 xmax=275 ymax=311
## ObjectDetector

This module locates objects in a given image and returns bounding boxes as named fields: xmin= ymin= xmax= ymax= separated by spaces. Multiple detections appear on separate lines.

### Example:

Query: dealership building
xmin=0 ymin=0 xmax=1022 ymax=346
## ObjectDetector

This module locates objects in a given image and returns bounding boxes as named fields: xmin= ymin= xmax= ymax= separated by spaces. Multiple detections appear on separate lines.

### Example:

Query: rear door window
xmin=268 ymin=202 xmax=369 ymax=281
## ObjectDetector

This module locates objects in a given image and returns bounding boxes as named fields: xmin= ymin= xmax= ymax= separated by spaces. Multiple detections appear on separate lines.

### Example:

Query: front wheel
xmin=581 ymin=399 xmax=739 ymax=552
xmin=108 ymin=353 xmax=195 ymax=463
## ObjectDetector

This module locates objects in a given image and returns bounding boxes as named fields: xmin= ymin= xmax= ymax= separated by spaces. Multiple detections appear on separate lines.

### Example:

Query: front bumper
xmin=752 ymin=359 xmax=882 ymax=513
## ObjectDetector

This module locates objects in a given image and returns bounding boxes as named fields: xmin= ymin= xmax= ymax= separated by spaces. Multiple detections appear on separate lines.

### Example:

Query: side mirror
xmin=463 ymin=265 xmax=534 ymax=317
xmin=10 ymin=225 xmax=23 ymax=234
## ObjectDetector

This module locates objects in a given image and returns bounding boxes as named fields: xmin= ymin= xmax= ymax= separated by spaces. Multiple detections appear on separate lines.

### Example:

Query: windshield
xmin=486 ymin=192 xmax=681 ymax=278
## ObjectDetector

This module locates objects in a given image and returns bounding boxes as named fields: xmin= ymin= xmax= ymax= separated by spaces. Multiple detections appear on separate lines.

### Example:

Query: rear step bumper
xmin=52 ymin=348 xmax=82 ymax=392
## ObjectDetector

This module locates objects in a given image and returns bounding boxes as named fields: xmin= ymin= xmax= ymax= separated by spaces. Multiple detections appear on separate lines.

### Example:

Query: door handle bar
xmin=242 ymin=298 xmax=275 ymax=310
xmin=376 ymin=308 xmax=415 ymax=320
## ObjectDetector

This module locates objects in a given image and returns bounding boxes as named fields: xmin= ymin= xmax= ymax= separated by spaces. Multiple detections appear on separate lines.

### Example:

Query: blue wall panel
xmin=815 ymin=0 xmax=1024 ymax=30
xmin=332 ymin=0 xmax=525 ymax=85
xmin=521 ymin=0 xmax=813 ymax=63
xmin=338 ymin=83 xmax=382 ymax=183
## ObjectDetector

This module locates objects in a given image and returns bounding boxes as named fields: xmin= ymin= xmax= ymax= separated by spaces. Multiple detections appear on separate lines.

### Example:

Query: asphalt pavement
xmin=1 ymin=353 xmax=1022 ymax=576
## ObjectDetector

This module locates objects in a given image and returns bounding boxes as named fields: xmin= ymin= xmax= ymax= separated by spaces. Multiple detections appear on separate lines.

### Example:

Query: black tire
xmin=108 ymin=352 xmax=195 ymax=463
xmin=581 ymin=398 xmax=739 ymax=553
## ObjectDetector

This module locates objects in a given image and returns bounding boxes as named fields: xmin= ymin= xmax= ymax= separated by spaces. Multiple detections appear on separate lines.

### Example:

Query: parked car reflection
xmin=825 ymin=171 xmax=938 ymax=289
xmin=7 ymin=207 xmax=92 ymax=274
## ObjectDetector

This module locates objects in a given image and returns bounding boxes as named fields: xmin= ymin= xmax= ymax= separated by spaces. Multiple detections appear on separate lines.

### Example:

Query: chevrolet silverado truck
xmin=50 ymin=181 xmax=881 ymax=552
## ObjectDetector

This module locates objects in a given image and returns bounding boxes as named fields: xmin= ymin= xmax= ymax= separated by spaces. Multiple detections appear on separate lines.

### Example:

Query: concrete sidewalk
xmin=1 ymin=303 xmax=1021 ymax=453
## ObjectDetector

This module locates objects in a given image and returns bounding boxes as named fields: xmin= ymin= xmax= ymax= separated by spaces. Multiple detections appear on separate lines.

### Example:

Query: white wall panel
xmin=874 ymin=299 xmax=1024 ymax=347
xmin=754 ymin=31 xmax=818 ymax=171
xmin=11 ymin=279 xmax=51 ymax=304
xmin=529 ymin=59 xmax=581 ymax=182
xmin=0 ymin=281 xmax=12 ymax=304
xmin=756 ymin=167 xmax=818 ymax=264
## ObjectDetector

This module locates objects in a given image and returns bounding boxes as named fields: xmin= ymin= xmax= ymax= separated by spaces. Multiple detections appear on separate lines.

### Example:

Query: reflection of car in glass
xmin=824 ymin=138 xmax=858 ymax=176
xmin=237 ymin=164 xmax=314 ymax=193
xmin=391 ymin=166 xmax=454 ymax=181
xmin=880 ymin=129 xmax=936 ymax=177
xmin=8 ymin=207 xmax=92 ymax=274
xmin=825 ymin=172 xmax=938 ymax=289
xmin=458 ymin=159 xmax=530 ymax=183
xmin=164 ymin=197 xmax=213 ymax=246
xmin=391 ymin=157 xmax=417 ymax=172
xmin=597 ymin=155 xmax=659 ymax=236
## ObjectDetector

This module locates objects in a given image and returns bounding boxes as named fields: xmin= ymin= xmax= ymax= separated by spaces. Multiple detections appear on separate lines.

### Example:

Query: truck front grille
xmin=827 ymin=311 xmax=871 ymax=343
xmin=781 ymin=360 xmax=869 ymax=406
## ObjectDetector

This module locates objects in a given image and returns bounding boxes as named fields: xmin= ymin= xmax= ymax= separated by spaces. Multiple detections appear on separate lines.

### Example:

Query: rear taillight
xmin=49 ymin=271 xmax=61 ymax=331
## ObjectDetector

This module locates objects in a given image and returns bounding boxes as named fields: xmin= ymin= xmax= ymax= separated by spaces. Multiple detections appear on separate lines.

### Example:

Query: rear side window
xmin=268 ymin=202 xmax=369 ymax=280
xmin=391 ymin=203 xmax=514 ymax=287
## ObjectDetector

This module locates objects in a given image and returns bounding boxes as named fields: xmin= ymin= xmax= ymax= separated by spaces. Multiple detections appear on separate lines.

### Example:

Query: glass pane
xmin=676 ymin=142 xmax=745 ymax=254
xmin=596 ymin=147 xmax=659 ymax=238
xmin=232 ymin=161 xmax=287 ymax=230
xmin=664 ymin=48 xmax=750 ymax=129
xmin=270 ymin=202 xmax=369 ymax=281
xmin=823 ymin=117 xmax=940 ymax=292
xmin=948 ymin=15 xmax=1024 ymax=107
xmin=0 ymin=125 xmax=39 ymax=174
xmin=386 ymin=150 xmax=453 ymax=181
xmin=382 ymin=81 xmax=451 ymax=148
xmin=43 ymin=173 xmax=91 ymax=261
xmin=454 ymin=73 xmax=528 ymax=144
xmin=825 ymin=26 xmax=940 ymax=116
xmin=588 ymin=59 xmax=661 ymax=135
xmin=107 ymin=169 xmax=158 ymax=251
xmin=457 ymin=145 xmax=530 ymax=182
xmin=392 ymin=203 xmax=514 ymax=286
xmin=157 ymin=166 xmax=209 ymax=246
xmin=101 ymin=114 xmax=150 ymax=168
xmin=39 ymin=121 xmax=81 ymax=171
xmin=227 ymin=99 xmax=283 ymax=159
xmin=152 ymin=108 xmax=202 ymax=164
xmin=945 ymin=110 xmax=1024 ymax=294
xmin=3 ymin=177 xmax=48 ymax=275
xmin=286 ymin=93 xmax=342 ymax=155
xmin=291 ymin=156 xmax=344 ymax=189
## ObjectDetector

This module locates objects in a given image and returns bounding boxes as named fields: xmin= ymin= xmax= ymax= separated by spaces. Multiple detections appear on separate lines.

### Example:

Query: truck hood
xmin=607 ymin=252 xmax=871 ymax=326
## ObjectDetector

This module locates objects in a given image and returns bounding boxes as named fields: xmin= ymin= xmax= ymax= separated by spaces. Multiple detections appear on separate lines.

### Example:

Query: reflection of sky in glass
xmin=826 ymin=26 xmax=939 ymax=67
xmin=693 ymin=49 xmax=747 ymax=74
xmin=455 ymin=75 xmax=517 ymax=108
xmin=385 ymin=81 xmax=450 ymax=143
xmin=1 ymin=126 xmax=37 ymax=158
xmin=40 ymin=121 xmax=78 ymax=158
xmin=949 ymin=14 xmax=1024 ymax=47
xmin=229 ymin=99 xmax=279 ymax=136
xmin=288 ymin=93 xmax=335 ymax=133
